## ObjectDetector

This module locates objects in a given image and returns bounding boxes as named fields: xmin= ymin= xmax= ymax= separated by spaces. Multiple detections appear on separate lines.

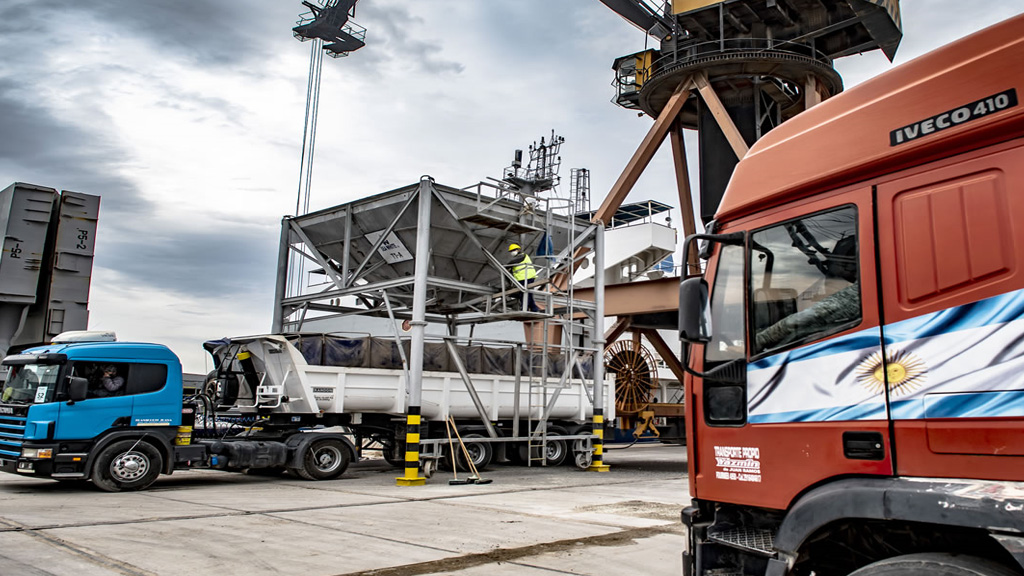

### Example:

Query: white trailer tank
xmin=213 ymin=335 xmax=615 ymax=424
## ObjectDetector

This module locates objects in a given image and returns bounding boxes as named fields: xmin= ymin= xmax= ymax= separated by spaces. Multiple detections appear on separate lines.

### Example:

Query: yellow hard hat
xmin=508 ymin=243 xmax=521 ymax=252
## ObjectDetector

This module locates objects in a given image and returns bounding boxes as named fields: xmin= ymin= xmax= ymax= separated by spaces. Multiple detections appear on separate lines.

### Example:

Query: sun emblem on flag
xmin=856 ymin=349 xmax=927 ymax=397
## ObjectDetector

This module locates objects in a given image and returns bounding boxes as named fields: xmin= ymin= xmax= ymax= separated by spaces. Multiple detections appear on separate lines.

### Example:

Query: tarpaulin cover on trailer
xmin=281 ymin=334 xmax=592 ymax=379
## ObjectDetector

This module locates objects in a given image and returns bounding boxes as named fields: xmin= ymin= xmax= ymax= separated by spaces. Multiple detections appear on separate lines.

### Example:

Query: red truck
xmin=677 ymin=14 xmax=1024 ymax=576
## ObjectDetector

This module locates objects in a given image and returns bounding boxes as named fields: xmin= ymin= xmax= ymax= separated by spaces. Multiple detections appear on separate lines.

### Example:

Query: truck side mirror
xmin=67 ymin=376 xmax=89 ymax=403
xmin=679 ymin=277 xmax=712 ymax=344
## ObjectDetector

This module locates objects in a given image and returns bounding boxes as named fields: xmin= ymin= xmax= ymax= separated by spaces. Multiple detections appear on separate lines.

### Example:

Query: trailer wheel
xmin=296 ymin=439 xmax=351 ymax=481
xmin=91 ymin=440 xmax=163 ymax=492
xmin=455 ymin=433 xmax=492 ymax=472
xmin=847 ymin=553 xmax=1021 ymax=576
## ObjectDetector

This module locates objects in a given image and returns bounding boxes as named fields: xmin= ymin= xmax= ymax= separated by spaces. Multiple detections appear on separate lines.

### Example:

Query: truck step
xmin=707 ymin=526 xmax=776 ymax=556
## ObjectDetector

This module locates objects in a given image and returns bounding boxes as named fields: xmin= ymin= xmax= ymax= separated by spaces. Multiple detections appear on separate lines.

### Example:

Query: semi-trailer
xmin=0 ymin=332 xmax=613 ymax=491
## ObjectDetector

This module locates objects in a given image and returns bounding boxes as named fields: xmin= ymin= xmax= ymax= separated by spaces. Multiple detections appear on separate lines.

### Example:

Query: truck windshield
xmin=1 ymin=364 xmax=62 ymax=404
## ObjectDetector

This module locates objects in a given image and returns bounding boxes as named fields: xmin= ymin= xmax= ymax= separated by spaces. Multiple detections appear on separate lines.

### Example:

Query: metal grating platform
xmin=707 ymin=526 xmax=776 ymax=556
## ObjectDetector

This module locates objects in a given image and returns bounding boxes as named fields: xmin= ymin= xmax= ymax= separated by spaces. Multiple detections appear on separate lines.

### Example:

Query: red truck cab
xmin=678 ymin=14 xmax=1024 ymax=576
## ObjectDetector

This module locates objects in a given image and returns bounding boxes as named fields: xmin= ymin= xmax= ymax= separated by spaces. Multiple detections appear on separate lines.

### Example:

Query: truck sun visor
xmin=2 ymin=353 xmax=67 ymax=366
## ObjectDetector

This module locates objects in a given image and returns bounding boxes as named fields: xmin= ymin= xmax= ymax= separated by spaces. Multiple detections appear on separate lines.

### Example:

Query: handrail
xmin=614 ymin=37 xmax=835 ymax=101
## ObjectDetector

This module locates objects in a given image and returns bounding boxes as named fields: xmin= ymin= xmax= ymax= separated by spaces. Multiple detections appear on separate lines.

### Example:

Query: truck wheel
xmin=455 ymin=433 xmax=492 ymax=472
xmin=544 ymin=427 xmax=568 ymax=466
xmin=847 ymin=553 xmax=1021 ymax=576
xmin=296 ymin=439 xmax=351 ymax=481
xmin=505 ymin=442 xmax=526 ymax=465
xmin=383 ymin=437 xmax=405 ymax=468
xmin=92 ymin=440 xmax=163 ymax=492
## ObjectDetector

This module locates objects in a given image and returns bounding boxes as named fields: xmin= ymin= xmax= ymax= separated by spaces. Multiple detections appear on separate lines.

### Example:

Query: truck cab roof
xmin=12 ymin=341 xmax=180 ymax=364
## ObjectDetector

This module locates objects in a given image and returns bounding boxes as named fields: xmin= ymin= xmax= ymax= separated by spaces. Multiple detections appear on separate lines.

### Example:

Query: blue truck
xmin=0 ymin=339 xmax=357 ymax=491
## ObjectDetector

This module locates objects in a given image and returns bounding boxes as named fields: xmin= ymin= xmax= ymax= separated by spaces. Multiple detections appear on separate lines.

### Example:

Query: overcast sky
xmin=1 ymin=1 xmax=1021 ymax=373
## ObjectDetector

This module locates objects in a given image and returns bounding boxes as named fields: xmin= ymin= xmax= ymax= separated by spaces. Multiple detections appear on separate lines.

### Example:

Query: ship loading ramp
xmin=270 ymin=177 xmax=614 ymax=484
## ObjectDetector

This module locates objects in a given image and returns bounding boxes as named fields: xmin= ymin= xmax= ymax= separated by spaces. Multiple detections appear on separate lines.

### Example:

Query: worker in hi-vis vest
xmin=507 ymin=243 xmax=540 ymax=312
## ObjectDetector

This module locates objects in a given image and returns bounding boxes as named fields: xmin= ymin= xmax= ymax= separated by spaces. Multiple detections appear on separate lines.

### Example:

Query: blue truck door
xmin=55 ymin=361 xmax=134 ymax=440
xmin=55 ymin=394 xmax=133 ymax=440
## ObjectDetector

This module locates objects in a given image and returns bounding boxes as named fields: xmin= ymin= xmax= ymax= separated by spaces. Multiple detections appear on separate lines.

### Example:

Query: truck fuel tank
xmin=202 ymin=440 xmax=289 ymax=470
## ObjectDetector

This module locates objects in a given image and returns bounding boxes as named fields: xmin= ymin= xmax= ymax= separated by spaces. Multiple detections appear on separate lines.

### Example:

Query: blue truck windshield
xmin=1 ymin=364 xmax=61 ymax=404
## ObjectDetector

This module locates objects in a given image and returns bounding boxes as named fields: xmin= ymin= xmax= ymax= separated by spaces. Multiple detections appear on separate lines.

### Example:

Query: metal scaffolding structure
xmin=271 ymin=176 xmax=609 ymax=476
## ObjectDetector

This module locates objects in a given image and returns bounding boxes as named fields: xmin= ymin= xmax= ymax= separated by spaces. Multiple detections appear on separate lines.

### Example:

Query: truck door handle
xmin=843 ymin=431 xmax=885 ymax=460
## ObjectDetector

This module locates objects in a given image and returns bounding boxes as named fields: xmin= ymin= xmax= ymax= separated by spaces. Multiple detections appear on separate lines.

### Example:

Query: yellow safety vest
xmin=513 ymin=253 xmax=537 ymax=281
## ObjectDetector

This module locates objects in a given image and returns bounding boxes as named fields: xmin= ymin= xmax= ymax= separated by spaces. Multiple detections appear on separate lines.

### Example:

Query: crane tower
xmin=600 ymin=0 xmax=902 ymax=224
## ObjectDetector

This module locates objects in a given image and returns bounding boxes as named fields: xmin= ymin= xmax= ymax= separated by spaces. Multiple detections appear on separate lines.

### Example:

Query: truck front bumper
xmin=0 ymin=455 xmax=55 ymax=476
xmin=1 ymin=443 xmax=87 ymax=478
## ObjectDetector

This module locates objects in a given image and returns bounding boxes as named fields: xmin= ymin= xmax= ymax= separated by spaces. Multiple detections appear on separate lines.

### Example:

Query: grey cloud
xmin=99 ymin=223 xmax=279 ymax=300
xmin=43 ymin=0 xmax=296 ymax=67
xmin=349 ymin=3 xmax=465 ymax=75
xmin=0 ymin=78 xmax=153 ymax=217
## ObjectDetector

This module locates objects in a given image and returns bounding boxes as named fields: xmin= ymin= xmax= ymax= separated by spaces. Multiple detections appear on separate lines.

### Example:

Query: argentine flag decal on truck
xmin=747 ymin=288 xmax=1024 ymax=424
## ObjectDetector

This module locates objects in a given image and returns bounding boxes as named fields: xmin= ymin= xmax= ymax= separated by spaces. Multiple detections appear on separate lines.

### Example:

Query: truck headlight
xmin=21 ymin=448 xmax=52 ymax=459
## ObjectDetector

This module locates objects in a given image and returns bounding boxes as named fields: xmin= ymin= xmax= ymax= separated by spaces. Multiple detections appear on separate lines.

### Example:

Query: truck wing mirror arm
xmin=692 ymin=230 xmax=745 ymax=264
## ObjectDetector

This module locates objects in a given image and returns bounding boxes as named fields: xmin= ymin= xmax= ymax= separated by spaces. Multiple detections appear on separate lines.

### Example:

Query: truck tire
xmin=505 ymin=442 xmax=526 ymax=465
xmin=296 ymin=438 xmax=351 ymax=481
xmin=847 ymin=553 xmax=1021 ymax=576
xmin=383 ymin=435 xmax=405 ymax=468
xmin=455 ymin=433 xmax=492 ymax=472
xmin=91 ymin=440 xmax=163 ymax=492
xmin=544 ymin=426 xmax=568 ymax=466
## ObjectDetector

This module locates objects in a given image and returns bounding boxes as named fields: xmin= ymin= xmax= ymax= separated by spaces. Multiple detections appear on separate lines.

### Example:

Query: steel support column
xmin=272 ymin=217 xmax=291 ymax=333
xmin=639 ymin=328 xmax=688 ymax=388
xmin=693 ymin=71 xmax=750 ymax=159
xmin=669 ymin=120 xmax=701 ymax=275
xmin=589 ymin=222 xmax=610 ymax=472
xmin=396 ymin=177 xmax=433 ymax=487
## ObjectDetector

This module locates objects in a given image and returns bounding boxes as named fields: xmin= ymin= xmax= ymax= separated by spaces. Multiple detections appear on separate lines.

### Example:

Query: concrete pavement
xmin=0 ymin=443 xmax=688 ymax=576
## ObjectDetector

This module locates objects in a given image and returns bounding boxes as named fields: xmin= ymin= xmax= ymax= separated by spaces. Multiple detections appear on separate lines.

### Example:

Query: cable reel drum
xmin=604 ymin=339 xmax=659 ymax=421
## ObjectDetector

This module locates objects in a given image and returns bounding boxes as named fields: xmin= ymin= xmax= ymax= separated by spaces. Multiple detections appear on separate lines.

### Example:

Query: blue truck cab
xmin=0 ymin=341 xmax=187 ymax=490
xmin=0 ymin=338 xmax=357 ymax=492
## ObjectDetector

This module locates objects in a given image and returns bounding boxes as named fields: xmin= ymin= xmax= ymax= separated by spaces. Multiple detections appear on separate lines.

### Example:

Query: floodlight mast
xmin=288 ymin=0 xmax=368 ymax=298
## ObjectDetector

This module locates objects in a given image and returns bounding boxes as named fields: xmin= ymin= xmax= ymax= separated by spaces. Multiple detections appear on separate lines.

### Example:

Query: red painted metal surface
xmin=717 ymin=13 xmax=1024 ymax=223
xmin=689 ymin=14 xmax=1024 ymax=511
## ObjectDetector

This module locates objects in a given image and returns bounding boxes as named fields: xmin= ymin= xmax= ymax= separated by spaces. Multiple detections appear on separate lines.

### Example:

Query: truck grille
xmin=0 ymin=414 xmax=27 ymax=458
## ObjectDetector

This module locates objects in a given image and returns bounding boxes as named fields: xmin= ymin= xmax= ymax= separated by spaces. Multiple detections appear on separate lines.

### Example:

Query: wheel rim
xmin=466 ymin=443 xmax=485 ymax=465
xmin=111 ymin=452 xmax=149 ymax=481
xmin=313 ymin=444 xmax=343 ymax=473
xmin=545 ymin=438 xmax=565 ymax=462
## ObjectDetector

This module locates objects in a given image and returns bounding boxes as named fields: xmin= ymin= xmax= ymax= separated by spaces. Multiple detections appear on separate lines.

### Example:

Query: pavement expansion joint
xmin=2 ymin=516 xmax=156 ymax=576
xmin=335 ymin=524 xmax=685 ymax=576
